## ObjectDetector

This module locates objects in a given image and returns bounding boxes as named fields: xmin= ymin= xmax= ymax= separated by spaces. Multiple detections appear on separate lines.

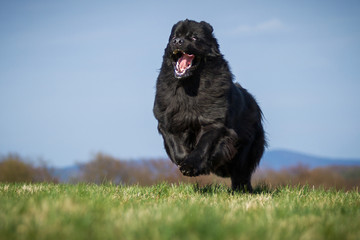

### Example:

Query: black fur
xmin=153 ymin=20 xmax=266 ymax=192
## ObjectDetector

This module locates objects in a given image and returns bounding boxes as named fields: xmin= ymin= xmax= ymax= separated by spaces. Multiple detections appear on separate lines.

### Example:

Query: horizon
xmin=1 ymin=1 xmax=360 ymax=167
xmin=3 ymin=148 xmax=360 ymax=169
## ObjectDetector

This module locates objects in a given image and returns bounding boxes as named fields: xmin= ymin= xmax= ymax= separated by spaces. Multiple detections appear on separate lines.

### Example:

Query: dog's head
xmin=165 ymin=19 xmax=221 ymax=79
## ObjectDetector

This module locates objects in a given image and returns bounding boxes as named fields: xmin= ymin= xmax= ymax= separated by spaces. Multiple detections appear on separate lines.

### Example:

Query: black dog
xmin=153 ymin=20 xmax=266 ymax=192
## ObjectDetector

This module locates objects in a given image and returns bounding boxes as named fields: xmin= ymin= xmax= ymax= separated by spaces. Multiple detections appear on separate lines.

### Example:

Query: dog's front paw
xmin=179 ymin=161 xmax=200 ymax=177
xmin=179 ymin=155 xmax=208 ymax=177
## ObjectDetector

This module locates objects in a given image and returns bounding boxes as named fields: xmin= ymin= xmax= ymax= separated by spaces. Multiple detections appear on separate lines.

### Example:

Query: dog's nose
xmin=173 ymin=38 xmax=184 ymax=46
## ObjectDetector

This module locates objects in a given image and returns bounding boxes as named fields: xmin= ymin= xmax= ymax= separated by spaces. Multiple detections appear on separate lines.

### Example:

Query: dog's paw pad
xmin=179 ymin=163 xmax=200 ymax=177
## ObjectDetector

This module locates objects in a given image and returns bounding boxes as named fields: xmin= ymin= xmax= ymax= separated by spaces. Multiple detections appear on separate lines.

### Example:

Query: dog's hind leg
xmin=230 ymin=130 xmax=265 ymax=193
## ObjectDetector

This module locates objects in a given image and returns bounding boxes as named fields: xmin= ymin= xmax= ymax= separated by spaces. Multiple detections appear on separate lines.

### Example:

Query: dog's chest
xmin=165 ymin=94 xmax=200 ymax=130
xmin=164 ymin=88 xmax=225 ymax=132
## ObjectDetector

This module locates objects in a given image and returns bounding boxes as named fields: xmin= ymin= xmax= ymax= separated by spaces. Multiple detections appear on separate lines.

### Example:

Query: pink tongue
xmin=178 ymin=54 xmax=194 ymax=72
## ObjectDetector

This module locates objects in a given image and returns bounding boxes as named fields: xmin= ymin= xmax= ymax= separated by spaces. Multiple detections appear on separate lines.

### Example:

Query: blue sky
xmin=1 ymin=1 xmax=359 ymax=167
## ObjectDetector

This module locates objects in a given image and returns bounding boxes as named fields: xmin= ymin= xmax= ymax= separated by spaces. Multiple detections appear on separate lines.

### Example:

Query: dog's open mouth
xmin=172 ymin=49 xmax=196 ymax=79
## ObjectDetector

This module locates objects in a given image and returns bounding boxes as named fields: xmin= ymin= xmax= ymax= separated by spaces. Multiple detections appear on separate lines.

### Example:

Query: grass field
xmin=0 ymin=183 xmax=359 ymax=240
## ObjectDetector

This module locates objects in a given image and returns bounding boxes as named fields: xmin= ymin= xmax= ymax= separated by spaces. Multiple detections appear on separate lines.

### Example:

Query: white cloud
xmin=233 ymin=19 xmax=285 ymax=35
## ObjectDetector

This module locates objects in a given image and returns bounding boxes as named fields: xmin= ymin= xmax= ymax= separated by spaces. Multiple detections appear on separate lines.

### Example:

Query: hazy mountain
xmin=260 ymin=149 xmax=360 ymax=170
xmin=52 ymin=165 xmax=80 ymax=182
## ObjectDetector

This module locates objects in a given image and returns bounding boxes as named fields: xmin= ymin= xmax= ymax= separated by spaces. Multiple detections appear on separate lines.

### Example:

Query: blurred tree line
xmin=0 ymin=154 xmax=57 ymax=183
xmin=1 ymin=153 xmax=360 ymax=190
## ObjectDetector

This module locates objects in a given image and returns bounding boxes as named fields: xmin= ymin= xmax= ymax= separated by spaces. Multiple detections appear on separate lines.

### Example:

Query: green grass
xmin=0 ymin=183 xmax=359 ymax=240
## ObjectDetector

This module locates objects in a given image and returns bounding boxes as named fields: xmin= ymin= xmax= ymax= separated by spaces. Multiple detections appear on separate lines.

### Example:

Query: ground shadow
xmin=192 ymin=183 xmax=275 ymax=195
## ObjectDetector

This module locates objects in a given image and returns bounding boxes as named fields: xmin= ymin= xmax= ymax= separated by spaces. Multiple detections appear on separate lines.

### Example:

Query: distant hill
xmin=52 ymin=165 xmax=80 ymax=182
xmin=260 ymin=149 xmax=360 ymax=170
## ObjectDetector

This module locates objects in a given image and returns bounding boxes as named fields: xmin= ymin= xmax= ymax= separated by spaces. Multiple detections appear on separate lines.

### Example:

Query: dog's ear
xmin=200 ymin=21 xmax=214 ymax=33
xmin=200 ymin=21 xmax=220 ymax=57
